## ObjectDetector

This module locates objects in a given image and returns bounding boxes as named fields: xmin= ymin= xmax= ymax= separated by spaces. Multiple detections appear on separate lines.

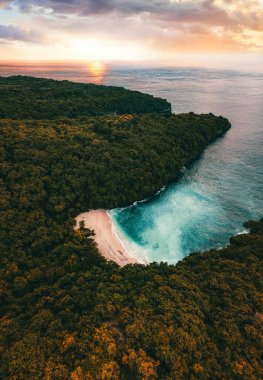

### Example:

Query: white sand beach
xmin=75 ymin=209 xmax=145 ymax=266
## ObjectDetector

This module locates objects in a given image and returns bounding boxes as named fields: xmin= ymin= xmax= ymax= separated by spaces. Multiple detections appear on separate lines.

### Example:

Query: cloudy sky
xmin=0 ymin=0 xmax=263 ymax=70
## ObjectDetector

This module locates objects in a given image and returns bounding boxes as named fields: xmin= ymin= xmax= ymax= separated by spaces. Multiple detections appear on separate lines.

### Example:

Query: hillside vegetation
xmin=0 ymin=77 xmax=262 ymax=380
xmin=0 ymin=76 xmax=171 ymax=119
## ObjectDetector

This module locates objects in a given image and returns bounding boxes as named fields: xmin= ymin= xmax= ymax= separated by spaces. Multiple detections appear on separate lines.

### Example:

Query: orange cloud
xmin=0 ymin=0 xmax=262 ymax=65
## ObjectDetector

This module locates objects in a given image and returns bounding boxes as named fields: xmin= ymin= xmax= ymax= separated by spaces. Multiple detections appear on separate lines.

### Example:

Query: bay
xmin=1 ymin=63 xmax=262 ymax=263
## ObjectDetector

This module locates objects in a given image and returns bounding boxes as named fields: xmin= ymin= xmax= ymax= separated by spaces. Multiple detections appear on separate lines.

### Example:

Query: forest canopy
xmin=0 ymin=76 xmax=171 ymax=119
xmin=0 ymin=77 xmax=262 ymax=380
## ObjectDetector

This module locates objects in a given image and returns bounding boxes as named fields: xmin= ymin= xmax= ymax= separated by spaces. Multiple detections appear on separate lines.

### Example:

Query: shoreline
xmin=75 ymin=209 xmax=146 ymax=266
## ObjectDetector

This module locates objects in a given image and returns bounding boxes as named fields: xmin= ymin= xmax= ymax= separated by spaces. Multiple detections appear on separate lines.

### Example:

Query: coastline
xmin=75 ymin=209 xmax=146 ymax=266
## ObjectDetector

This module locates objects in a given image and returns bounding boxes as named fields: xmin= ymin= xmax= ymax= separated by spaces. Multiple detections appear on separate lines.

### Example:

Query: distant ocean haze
xmin=2 ymin=63 xmax=262 ymax=263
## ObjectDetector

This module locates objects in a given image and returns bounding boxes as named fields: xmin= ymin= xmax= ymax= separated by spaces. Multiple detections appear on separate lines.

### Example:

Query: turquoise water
xmin=108 ymin=68 xmax=263 ymax=263
xmin=1 ymin=65 xmax=262 ymax=263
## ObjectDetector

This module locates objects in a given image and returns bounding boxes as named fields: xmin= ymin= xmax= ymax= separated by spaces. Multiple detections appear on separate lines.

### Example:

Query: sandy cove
xmin=75 ymin=209 xmax=145 ymax=266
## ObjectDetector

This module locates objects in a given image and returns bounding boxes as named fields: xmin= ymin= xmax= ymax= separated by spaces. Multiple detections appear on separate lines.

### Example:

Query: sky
xmin=0 ymin=0 xmax=263 ymax=70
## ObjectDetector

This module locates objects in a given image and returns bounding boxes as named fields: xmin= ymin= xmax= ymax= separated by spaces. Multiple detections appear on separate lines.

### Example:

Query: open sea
xmin=1 ymin=63 xmax=262 ymax=263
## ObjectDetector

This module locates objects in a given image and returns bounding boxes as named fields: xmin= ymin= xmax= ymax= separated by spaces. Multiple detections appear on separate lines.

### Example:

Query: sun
xmin=88 ymin=62 xmax=105 ymax=75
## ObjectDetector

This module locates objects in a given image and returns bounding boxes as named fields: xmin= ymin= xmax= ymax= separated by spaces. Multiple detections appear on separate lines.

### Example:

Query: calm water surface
xmin=1 ymin=64 xmax=262 ymax=263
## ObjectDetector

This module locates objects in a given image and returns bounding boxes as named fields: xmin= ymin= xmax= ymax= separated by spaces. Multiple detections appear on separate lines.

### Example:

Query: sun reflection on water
xmin=87 ymin=62 xmax=106 ymax=84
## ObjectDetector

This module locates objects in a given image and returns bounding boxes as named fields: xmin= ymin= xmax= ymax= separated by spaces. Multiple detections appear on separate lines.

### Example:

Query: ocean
xmin=1 ymin=63 xmax=262 ymax=264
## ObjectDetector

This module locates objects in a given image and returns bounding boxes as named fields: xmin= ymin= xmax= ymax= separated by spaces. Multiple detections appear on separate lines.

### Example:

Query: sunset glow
xmin=0 ymin=0 xmax=263 ymax=70
xmin=87 ymin=62 xmax=106 ymax=84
